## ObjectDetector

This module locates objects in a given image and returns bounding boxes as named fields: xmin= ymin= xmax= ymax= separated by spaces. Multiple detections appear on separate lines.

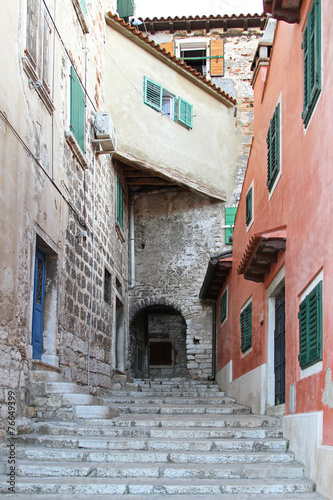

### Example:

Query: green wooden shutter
xmin=246 ymin=187 xmax=253 ymax=226
xmin=266 ymin=103 xmax=280 ymax=192
xmin=302 ymin=0 xmax=321 ymax=127
xmin=240 ymin=302 xmax=252 ymax=353
xmin=70 ymin=66 xmax=85 ymax=153
xmin=220 ymin=289 xmax=227 ymax=324
xmin=143 ymin=77 xmax=163 ymax=112
xmin=80 ymin=0 xmax=87 ymax=15
xmin=117 ymin=0 xmax=134 ymax=19
xmin=225 ymin=207 xmax=237 ymax=244
xmin=177 ymin=97 xmax=193 ymax=129
xmin=117 ymin=176 xmax=124 ymax=230
xmin=298 ymin=281 xmax=322 ymax=368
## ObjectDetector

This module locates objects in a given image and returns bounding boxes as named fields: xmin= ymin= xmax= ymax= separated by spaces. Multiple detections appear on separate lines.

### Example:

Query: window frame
xmin=176 ymin=38 xmax=210 ymax=76
xmin=240 ymin=299 xmax=252 ymax=354
xmin=302 ymin=0 xmax=321 ymax=128
xmin=298 ymin=277 xmax=323 ymax=370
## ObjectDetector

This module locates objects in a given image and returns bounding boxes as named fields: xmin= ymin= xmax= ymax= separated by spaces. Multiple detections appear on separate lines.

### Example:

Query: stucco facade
xmin=201 ymin=2 xmax=333 ymax=497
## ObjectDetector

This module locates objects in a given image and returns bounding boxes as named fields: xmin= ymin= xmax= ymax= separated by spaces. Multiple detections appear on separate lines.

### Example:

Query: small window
xmin=116 ymin=176 xmax=125 ymax=231
xmin=104 ymin=268 xmax=112 ymax=305
xmin=298 ymin=280 xmax=322 ymax=369
xmin=246 ymin=187 xmax=253 ymax=227
xmin=302 ymin=0 xmax=321 ymax=128
xmin=70 ymin=66 xmax=85 ymax=154
xmin=225 ymin=207 xmax=237 ymax=245
xmin=181 ymin=47 xmax=207 ymax=75
xmin=266 ymin=103 xmax=280 ymax=192
xmin=220 ymin=288 xmax=227 ymax=325
xmin=143 ymin=76 xmax=193 ymax=128
xmin=240 ymin=300 xmax=252 ymax=354
xmin=176 ymin=38 xmax=224 ymax=78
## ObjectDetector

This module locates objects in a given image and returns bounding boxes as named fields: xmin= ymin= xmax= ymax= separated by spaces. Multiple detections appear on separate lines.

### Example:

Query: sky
xmin=134 ymin=0 xmax=264 ymax=19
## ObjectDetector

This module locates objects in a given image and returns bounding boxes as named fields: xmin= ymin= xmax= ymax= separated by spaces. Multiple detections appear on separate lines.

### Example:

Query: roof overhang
xmin=237 ymin=229 xmax=286 ymax=283
xmin=200 ymin=251 xmax=233 ymax=302
xmin=113 ymin=149 xmax=226 ymax=201
xmin=139 ymin=14 xmax=267 ymax=34
xmin=263 ymin=0 xmax=303 ymax=23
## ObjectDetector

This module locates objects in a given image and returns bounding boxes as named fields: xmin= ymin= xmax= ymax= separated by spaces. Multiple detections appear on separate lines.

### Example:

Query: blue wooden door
xmin=32 ymin=248 xmax=46 ymax=360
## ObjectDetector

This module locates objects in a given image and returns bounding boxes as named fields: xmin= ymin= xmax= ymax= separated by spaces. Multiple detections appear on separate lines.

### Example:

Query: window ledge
xmin=22 ymin=56 xmax=55 ymax=115
xmin=115 ymin=223 xmax=125 ymax=243
xmin=65 ymin=131 xmax=88 ymax=169
xmin=72 ymin=0 xmax=89 ymax=33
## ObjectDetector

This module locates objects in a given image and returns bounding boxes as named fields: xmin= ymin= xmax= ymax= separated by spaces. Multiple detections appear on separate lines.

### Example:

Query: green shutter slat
xmin=246 ymin=187 xmax=252 ymax=226
xmin=220 ymin=289 xmax=227 ymax=324
xmin=298 ymin=281 xmax=322 ymax=368
xmin=70 ymin=66 xmax=85 ymax=153
xmin=178 ymin=97 xmax=193 ymax=129
xmin=225 ymin=207 xmax=237 ymax=244
xmin=240 ymin=302 xmax=252 ymax=353
xmin=80 ymin=0 xmax=86 ymax=15
xmin=117 ymin=0 xmax=134 ymax=19
xmin=143 ymin=76 xmax=163 ymax=112
xmin=267 ymin=103 xmax=280 ymax=191
xmin=302 ymin=0 xmax=321 ymax=127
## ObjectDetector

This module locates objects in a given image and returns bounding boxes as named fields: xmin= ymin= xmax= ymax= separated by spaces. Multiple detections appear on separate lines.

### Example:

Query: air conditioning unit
xmin=94 ymin=112 xmax=117 ymax=152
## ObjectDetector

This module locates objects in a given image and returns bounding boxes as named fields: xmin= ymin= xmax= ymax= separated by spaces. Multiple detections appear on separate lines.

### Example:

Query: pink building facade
xmin=201 ymin=1 xmax=333 ymax=497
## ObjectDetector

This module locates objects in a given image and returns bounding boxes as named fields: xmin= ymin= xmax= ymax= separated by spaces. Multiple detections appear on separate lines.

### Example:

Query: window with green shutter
xmin=302 ymin=0 xmax=321 ymax=128
xmin=220 ymin=288 xmax=227 ymax=324
xmin=266 ymin=103 xmax=280 ymax=192
xmin=225 ymin=207 xmax=237 ymax=245
xmin=117 ymin=0 xmax=134 ymax=20
xmin=240 ymin=301 xmax=252 ymax=353
xmin=246 ymin=187 xmax=253 ymax=226
xmin=298 ymin=280 xmax=322 ymax=369
xmin=117 ymin=176 xmax=125 ymax=231
xmin=177 ymin=97 xmax=193 ymax=129
xmin=70 ymin=66 xmax=85 ymax=153
xmin=143 ymin=76 xmax=192 ymax=128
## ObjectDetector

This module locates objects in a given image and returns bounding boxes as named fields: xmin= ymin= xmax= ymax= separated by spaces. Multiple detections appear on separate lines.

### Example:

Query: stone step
xmin=29 ymin=371 xmax=72 ymax=383
xmin=2 ymin=493 xmax=325 ymax=500
xmin=17 ymin=434 xmax=288 ymax=453
xmin=14 ymin=447 xmax=295 ymax=464
xmin=33 ymin=382 xmax=88 ymax=395
xmin=116 ymin=403 xmax=251 ymax=415
xmin=103 ymin=396 xmax=235 ymax=405
xmin=5 ymin=460 xmax=305 ymax=480
xmin=80 ymin=413 xmax=281 ymax=428
xmin=0 ymin=475 xmax=315 ymax=495
xmin=62 ymin=393 xmax=105 ymax=405
xmin=30 ymin=423 xmax=282 ymax=439
xmin=74 ymin=405 xmax=119 ymax=419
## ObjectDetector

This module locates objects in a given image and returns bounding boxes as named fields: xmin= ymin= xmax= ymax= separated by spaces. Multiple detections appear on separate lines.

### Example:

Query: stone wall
xmin=129 ymin=188 xmax=224 ymax=379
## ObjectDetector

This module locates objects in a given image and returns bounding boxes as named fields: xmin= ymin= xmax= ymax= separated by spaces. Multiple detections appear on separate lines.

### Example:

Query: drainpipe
xmin=128 ymin=196 xmax=135 ymax=289
xmin=209 ymin=301 xmax=217 ymax=381
xmin=87 ymin=151 xmax=96 ymax=395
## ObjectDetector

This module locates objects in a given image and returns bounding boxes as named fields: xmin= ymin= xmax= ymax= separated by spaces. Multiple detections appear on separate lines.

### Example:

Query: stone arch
xmin=129 ymin=301 xmax=188 ymax=379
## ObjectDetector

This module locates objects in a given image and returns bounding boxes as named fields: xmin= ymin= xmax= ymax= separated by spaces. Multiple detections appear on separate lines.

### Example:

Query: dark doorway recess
xmin=130 ymin=305 xmax=187 ymax=379
xmin=274 ymin=287 xmax=286 ymax=405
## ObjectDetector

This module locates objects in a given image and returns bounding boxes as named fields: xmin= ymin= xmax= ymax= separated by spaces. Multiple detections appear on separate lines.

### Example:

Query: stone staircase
xmin=0 ymin=377 xmax=324 ymax=499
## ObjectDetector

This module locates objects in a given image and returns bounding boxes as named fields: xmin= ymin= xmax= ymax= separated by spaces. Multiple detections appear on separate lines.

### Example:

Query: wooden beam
xmin=256 ymin=252 xmax=278 ymax=263
xmin=244 ymin=273 xmax=265 ymax=283
xmin=249 ymin=263 xmax=271 ymax=274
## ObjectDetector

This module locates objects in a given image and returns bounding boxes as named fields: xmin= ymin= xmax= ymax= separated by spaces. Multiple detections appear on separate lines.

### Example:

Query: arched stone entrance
xmin=130 ymin=305 xmax=188 ymax=379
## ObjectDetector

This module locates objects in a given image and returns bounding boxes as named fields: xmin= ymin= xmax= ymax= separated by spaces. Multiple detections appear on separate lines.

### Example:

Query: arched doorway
xmin=130 ymin=305 xmax=187 ymax=379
